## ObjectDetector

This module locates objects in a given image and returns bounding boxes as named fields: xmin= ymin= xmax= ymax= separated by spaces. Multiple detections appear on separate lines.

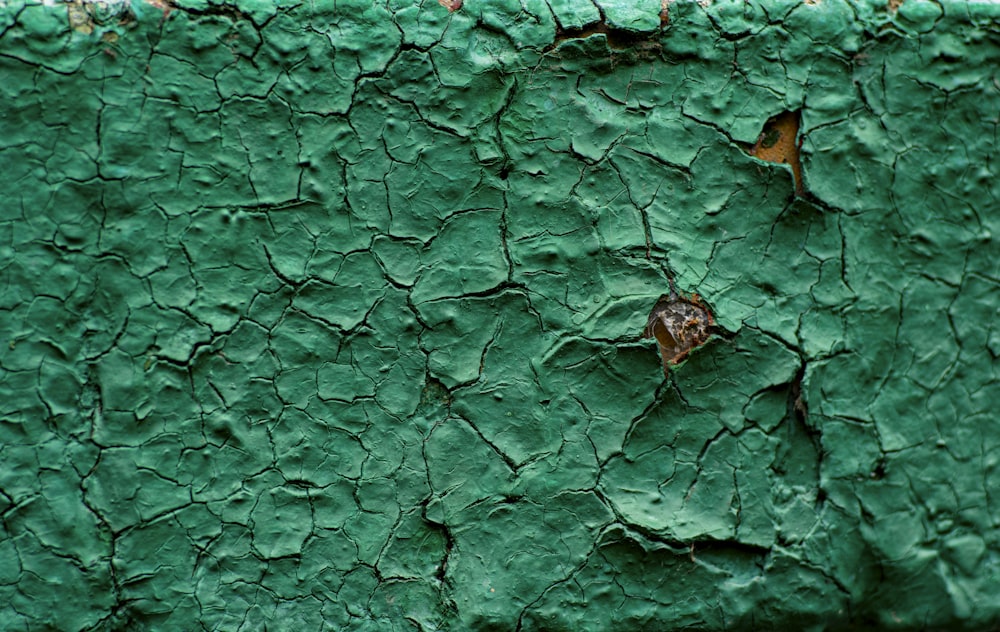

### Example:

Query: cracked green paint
xmin=1 ymin=0 xmax=999 ymax=629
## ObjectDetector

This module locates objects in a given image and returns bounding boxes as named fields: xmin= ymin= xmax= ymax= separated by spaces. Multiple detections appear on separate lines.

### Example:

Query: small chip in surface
xmin=642 ymin=292 xmax=714 ymax=374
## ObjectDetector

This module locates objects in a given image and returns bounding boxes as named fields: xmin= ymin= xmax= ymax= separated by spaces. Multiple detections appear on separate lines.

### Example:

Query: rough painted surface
xmin=1 ymin=0 xmax=999 ymax=629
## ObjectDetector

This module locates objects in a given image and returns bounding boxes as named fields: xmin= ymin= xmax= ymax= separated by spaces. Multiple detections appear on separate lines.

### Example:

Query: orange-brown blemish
xmin=643 ymin=292 xmax=714 ymax=375
xmin=438 ymin=0 xmax=463 ymax=11
xmin=660 ymin=0 xmax=671 ymax=26
xmin=749 ymin=110 xmax=804 ymax=196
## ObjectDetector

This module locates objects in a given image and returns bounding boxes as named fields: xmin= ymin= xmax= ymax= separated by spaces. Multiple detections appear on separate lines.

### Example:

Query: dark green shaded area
xmin=1 ymin=0 xmax=999 ymax=629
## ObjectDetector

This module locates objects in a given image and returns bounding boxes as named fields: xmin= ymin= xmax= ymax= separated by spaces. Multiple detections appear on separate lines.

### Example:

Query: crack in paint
xmin=0 ymin=0 xmax=998 ymax=629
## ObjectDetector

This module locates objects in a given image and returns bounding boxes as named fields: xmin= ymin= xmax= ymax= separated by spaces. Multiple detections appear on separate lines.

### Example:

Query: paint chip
xmin=642 ymin=291 xmax=714 ymax=374
xmin=748 ymin=110 xmax=804 ymax=195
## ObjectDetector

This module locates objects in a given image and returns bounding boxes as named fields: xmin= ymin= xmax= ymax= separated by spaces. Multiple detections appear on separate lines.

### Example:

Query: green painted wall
xmin=2 ymin=0 xmax=999 ymax=629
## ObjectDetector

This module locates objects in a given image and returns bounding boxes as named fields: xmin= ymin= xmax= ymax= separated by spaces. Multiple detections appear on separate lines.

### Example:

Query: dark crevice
xmin=156 ymin=1 xmax=247 ymax=24
xmin=546 ymin=20 xmax=662 ymax=54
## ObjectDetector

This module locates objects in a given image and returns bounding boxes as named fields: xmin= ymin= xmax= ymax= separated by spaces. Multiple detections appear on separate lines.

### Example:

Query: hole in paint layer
xmin=642 ymin=289 xmax=714 ymax=375
xmin=747 ymin=110 xmax=804 ymax=196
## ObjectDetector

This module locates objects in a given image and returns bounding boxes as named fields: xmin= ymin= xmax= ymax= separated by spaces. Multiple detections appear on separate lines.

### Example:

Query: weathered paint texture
xmin=2 ymin=0 xmax=999 ymax=629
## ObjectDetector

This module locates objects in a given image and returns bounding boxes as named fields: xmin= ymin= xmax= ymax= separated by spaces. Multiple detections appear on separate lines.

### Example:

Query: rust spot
xmin=887 ymin=0 xmax=904 ymax=12
xmin=438 ymin=0 xmax=463 ymax=12
xmin=748 ymin=110 xmax=804 ymax=196
xmin=642 ymin=290 xmax=714 ymax=375
xmin=660 ymin=0 xmax=671 ymax=27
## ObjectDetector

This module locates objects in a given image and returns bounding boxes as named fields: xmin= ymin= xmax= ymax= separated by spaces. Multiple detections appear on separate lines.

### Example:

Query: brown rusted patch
xmin=887 ymin=0 xmax=904 ymax=12
xmin=660 ymin=0 xmax=671 ymax=27
xmin=642 ymin=291 xmax=714 ymax=375
xmin=748 ymin=110 xmax=804 ymax=196
xmin=438 ymin=0 xmax=463 ymax=12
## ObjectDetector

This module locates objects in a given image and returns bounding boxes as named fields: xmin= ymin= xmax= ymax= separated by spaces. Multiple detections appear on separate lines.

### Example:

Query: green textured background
xmin=2 ymin=0 xmax=999 ymax=629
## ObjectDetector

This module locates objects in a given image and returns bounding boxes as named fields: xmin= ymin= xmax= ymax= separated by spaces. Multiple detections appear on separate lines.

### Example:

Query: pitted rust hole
xmin=642 ymin=290 xmax=714 ymax=375
xmin=748 ymin=110 xmax=804 ymax=196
